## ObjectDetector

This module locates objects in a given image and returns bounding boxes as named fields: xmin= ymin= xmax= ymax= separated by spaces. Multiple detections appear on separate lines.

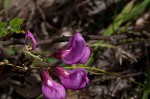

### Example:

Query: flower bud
xmin=25 ymin=30 xmax=37 ymax=50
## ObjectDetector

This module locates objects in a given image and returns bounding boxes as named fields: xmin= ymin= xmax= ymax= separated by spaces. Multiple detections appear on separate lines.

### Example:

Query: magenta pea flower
xmin=53 ymin=66 xmax=89 ymax=90
xmin=51 ymin=33 xmax=90 ymax=64
xmin=25 ymin=30 xmax=37 ymax=50
xmin=40 ymin=69 xmax=66 ymax=99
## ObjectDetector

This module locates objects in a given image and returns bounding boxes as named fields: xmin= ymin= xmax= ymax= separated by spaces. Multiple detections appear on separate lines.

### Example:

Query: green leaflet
xmin=9 ymin=17 xmax=25 ymax=33
xmin=0 ymin=22 xmax=7 ymax=37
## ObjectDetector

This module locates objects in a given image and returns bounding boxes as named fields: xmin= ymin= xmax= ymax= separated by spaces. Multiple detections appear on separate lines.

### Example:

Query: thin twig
xmin=0 ymin=32 xmax=149 ymax=46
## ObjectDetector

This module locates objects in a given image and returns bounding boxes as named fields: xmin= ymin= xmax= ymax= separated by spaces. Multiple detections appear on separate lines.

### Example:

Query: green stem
xmin=64 ymin=66 xmax=144 ymax=87
xmin=25 ymin=50 xmax=44 ymax=62
xmin=0 ymin=60 xmax=24 ymax=69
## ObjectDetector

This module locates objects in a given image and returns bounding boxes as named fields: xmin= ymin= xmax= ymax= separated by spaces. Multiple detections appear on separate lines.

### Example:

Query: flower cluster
xmin=25 ymin=31 xmax=91 ymax=99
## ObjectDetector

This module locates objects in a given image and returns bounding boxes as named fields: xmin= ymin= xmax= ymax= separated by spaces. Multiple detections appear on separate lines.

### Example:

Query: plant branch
xmin=0 ymin=32 xmax=149 ymax=46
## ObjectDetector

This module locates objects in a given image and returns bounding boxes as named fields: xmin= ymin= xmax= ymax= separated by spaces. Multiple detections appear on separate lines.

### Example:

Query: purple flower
xmin=40 ymin=69 xmax=66 ymax=99
xmin=53 ymin=66 xmax=89 ymax=90
xmin=51 ymin=33 xmax=90 ymax=64
xmin=25 ymin=30 xmax=37 ymax=50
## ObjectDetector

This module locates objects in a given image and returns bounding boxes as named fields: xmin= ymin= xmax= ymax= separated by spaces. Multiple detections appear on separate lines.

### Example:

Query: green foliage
xmin=9 ymin=17 xmax=25 ymax=33
xmin=35 ymin=94 xmax=42 ymax=99
xmin=46 ymin=57 xmax=58 ymax=64
xmin=88 ymin=43 xmax=116 ymax=48
xmin=3 ymin=0 xmax=9 ymax=14
xmin=104 ymin=0 xmax=150 ymax=36
xmin=126 ymin=0 xmax=150 ymax=22
xmin=0 ymin=22 xmax=7 ymax=36
xmin=0 ymin=22 xmax=7 ymax=28
xmin=0 ymin=17 xmax=25 ymax=37
xmin=87 ymin=0 xmax=150 ymax=66
xmin=104 ymin=1 xmax=134 ymax=36
xmin=7 ymin=47 xmax=16 ymax=55
xmin=142 ymin=68 xmax=150 ymax=99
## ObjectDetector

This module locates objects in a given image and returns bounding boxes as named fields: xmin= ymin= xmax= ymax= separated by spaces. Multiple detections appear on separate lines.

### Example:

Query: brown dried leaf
xmin=115 ymin=47 xmax=137 ymax=65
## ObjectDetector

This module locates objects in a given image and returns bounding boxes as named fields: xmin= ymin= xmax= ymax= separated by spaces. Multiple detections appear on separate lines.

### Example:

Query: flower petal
xmin=54 ymin=67 xmax=89 ymax=90
xmin=25 ymin=30 xmax=37 ymax=50
xmin=78 ymin=46 xmax=90 ymax=64
xmin=40 ymin=69 xmax=66 ymax=99
xmin=62 ymin=68 xmax=89 ymax=90
xmin=67 ymin=33 xmax=82 ymax=49
xmin=51 ymin=33 xmax=91 ymax=64
xmin=63 ymin=33 xmax=86 ymax=64
xmin=42 ymin=82 xmax=66 ymax=99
